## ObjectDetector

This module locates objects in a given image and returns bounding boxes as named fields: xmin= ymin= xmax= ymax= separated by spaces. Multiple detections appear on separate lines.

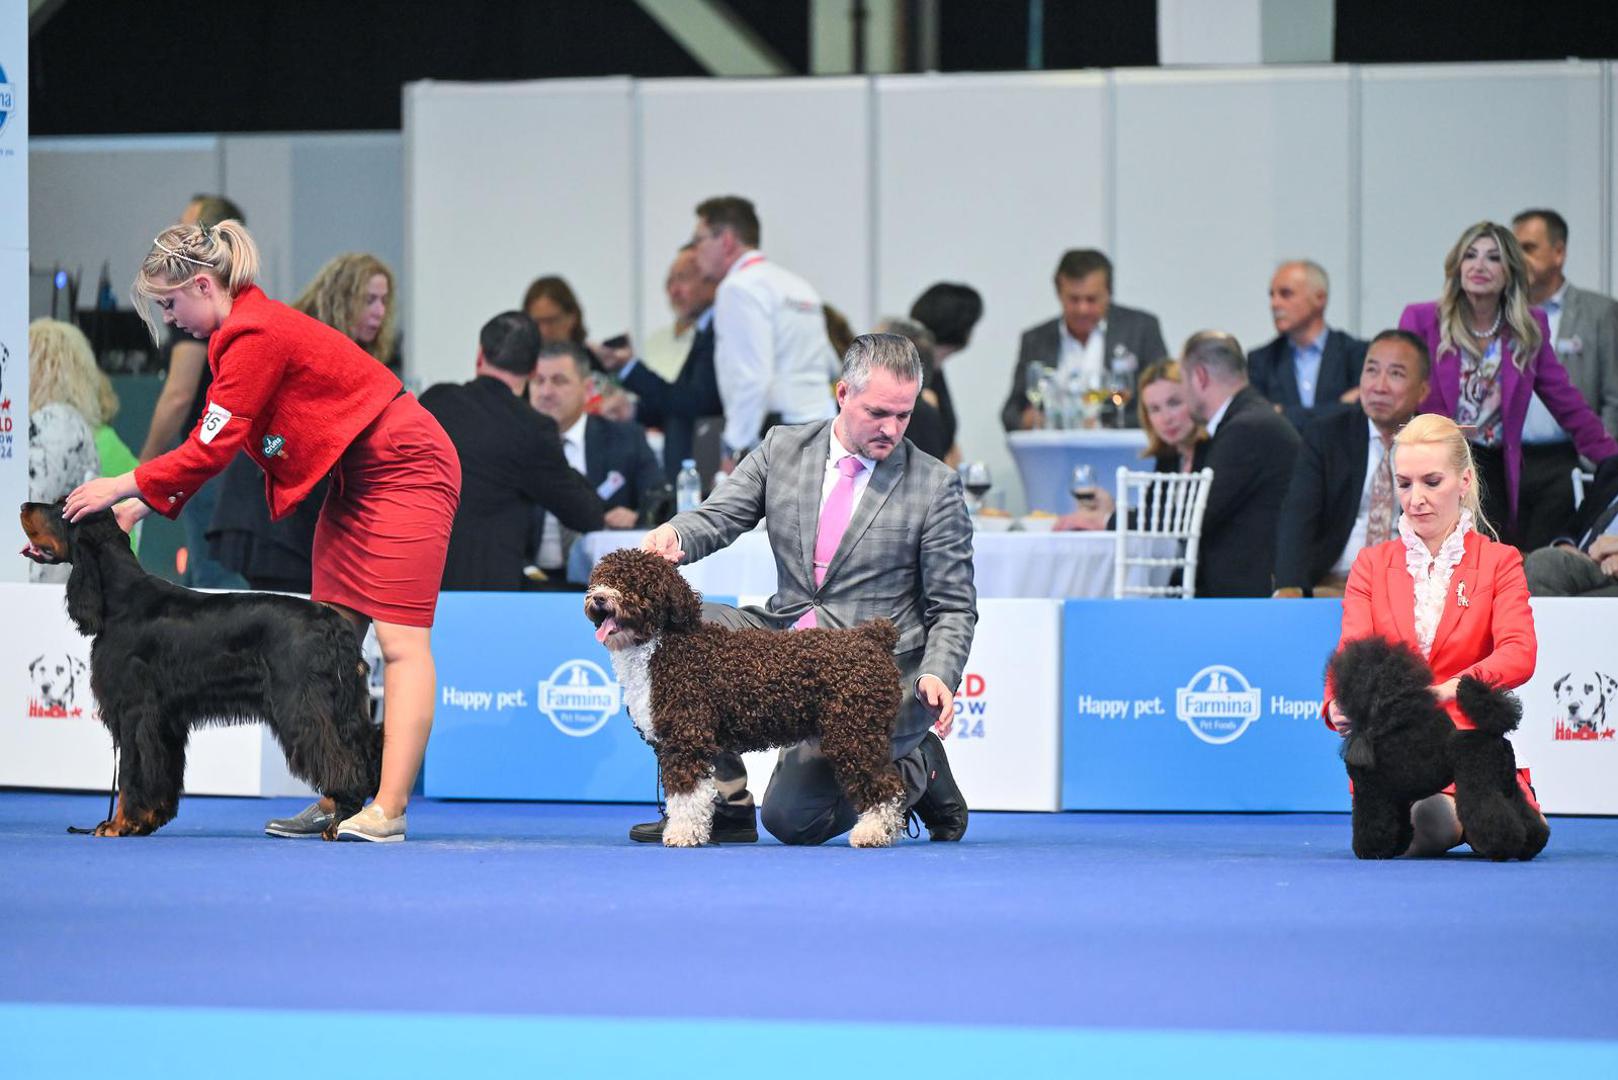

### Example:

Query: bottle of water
xmin=676 ymin=459 xmax=702 ymax=514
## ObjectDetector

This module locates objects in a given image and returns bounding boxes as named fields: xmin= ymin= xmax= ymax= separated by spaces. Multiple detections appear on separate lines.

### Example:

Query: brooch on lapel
xmin=262 ymin=434 xmax=287 ymax=458
xmin=1456 ymin=581 xmax=1469 ymax=608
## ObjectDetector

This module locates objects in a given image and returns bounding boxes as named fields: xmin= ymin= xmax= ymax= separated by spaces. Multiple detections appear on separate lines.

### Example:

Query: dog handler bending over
xmin=635 ymin=333 xmax=976 ymax=845
xmin=1323 ymin=414 xmax=1544 ymax=856
xmin=64 ymin=219 xmax=461 ymax=843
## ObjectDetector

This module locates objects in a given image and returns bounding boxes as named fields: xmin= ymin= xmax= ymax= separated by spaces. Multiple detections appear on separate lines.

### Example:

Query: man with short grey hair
xmin=1247 ymin=259 xmax=1367 ymax=431
xmin=1179 ymin=330 xmax=1302 ymax=596
xmin=634 ymin=333 xmax=978 ymax=846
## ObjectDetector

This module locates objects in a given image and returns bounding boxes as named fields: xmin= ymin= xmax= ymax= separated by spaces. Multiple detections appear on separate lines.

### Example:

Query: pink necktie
xmin=796 ymin=455 xmax=866 ymax=629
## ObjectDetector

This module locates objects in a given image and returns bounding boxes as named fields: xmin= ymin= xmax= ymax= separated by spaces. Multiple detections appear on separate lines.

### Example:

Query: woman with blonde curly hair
xmin=294 ymin=252 xmax=396 ymax=364
xmin=1399 ymin=221 xmax=1617 ymax=544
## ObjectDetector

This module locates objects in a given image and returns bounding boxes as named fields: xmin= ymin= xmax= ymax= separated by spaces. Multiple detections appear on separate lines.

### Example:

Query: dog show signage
xmin=1507 ymin=598 xmax=1618 ymax=815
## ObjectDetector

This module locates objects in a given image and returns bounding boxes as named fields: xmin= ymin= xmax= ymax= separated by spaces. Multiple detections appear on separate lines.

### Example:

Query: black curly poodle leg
xmin=1451 ymin=732 xmax=1529 ymax=861
xmin=1349 ymin=785 xmax=1413 ymax=860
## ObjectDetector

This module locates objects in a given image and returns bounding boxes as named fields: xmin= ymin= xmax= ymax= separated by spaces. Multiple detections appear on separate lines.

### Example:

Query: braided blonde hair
xmin=130 ymin=219 xmax=260 ymax=344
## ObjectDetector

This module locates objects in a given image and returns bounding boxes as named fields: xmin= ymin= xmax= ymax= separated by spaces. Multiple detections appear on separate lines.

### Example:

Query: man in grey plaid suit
xmin=635 ymin=333 xmax=978 ymax=845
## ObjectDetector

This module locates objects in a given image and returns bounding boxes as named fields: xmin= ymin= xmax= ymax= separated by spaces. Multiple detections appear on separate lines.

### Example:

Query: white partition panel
xmin=1360 ymin=62 xmax=1605 ymax=332
xmin=875 ymin=72 xmax=1108 ymax=514
xmin=405 ymin=79 xmax=635 ymax=390
xmin=637 ymin=78 xmax=871 ymax=339
xmin=1114 ymin=67 xmax=1354 ymax=357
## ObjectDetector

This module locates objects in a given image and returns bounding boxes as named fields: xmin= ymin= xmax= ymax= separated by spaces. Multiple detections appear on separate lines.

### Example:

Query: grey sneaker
xmin=264 ymin=801 xmax=334 ymax=839
xmin=335 ymin=803 xmax=406 ymax=843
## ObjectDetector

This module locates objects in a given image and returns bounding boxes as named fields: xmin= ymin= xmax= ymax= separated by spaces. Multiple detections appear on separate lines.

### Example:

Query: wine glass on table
xmin=1105 ymin=369 xmax=1134 ymax=429
xmin=961 ymin=461 xmax=992 ymax=516
xmin=1025 ymin=363 xmax=1055 ymax=429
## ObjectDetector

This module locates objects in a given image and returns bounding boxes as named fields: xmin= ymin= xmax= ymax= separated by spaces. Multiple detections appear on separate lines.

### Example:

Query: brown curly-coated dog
xmin=585 ymin=548 xmax=907 ymax=848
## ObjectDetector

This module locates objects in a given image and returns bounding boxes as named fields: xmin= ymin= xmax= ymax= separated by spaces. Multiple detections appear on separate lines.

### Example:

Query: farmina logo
xmin=0 ymin=61 xmax=14 ymax=140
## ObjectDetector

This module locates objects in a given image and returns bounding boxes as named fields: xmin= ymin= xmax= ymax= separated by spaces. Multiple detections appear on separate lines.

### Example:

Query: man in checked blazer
xmin=1002 ymin=248 xmax=1168 ymax=431
xmin=638 ymin=334 xmax=978 ymax=846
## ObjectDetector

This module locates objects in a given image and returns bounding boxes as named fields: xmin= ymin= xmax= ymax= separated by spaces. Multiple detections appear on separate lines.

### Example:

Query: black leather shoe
xmin=629 ymin=802 xmax=759 ymax=844
xmin=913 ymin=732 xmax=968 ymax=841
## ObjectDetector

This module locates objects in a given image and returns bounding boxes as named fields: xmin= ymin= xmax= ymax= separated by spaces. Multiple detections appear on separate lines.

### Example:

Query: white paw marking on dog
xmin=664 ymin=774 xmax=717 ymax=847
xmin=609 ymin=637 xmax=659 ymax=744
xmin=849 ymin=795 xmax=905 ymax=848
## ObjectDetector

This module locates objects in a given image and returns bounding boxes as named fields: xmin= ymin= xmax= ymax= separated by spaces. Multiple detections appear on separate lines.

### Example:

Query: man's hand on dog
xmin=917 ymin=675 xmax=954 ymax=738
xmin=640 ymin=524 xmax=685 ymax=563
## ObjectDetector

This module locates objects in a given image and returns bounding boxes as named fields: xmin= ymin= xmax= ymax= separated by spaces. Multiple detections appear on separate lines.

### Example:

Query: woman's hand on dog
xmin=113 ymin=498 xmax=151 ymax=534
xmin=917 ymin=675 xmax=955 ymax=738
xmin=1430 ymin=678 xmax=1459 ymax=703
xmin=1328 ymin=699 xmax=1351 ymax=735
xmin=641 ymin=525 xmax=685 ymax=563
xmin=64 ymin=472 xmax=138 ymax=523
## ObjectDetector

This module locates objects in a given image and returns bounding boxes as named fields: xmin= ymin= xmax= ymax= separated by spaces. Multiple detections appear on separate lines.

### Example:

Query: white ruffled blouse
xmin=1398 ymin=509 xmax=1473 ymax=659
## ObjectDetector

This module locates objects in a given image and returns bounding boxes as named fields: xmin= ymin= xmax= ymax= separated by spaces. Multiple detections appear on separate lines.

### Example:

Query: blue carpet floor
xmin=3 ymin=792 xmax=1615 ymax=1078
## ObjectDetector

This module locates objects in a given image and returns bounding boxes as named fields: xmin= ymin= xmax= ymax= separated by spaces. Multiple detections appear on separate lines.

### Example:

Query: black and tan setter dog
xmin=1329 ymin=636 xmax=1549 ymax=861
xmin=20 ymin=502 xmax=379 ymax=838
xmin=585 ymin=548 xmax=907 ymax=848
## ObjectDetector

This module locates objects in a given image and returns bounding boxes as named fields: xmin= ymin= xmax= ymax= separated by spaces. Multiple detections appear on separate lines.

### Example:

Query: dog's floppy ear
xmin=1553 ymin=673 xmax=1568 ymax=694
xmin=1602 ymin=674 xmax=1618 ymax=700
xmin=65 ymin=551 xmax=104 ymax=635
xmin=651 ymin=554 xmax=702 ymax=632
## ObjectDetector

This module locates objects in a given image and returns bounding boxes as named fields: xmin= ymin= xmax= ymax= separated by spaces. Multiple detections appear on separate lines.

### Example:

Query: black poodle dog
xmin=21 ymin=502 xmax=379 ymax=838
xmin=585 ymin=548 xmax=907 ymax=848
xmin=1328 ymin=636 xmax=1550 ymax=861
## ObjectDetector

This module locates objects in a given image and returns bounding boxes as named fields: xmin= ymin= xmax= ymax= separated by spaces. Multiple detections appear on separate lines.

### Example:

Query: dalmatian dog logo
xmin=28 ymin=652 xmax=89 ymax=719
xmin=1551 ymin=671 xmax=1617 ymax=741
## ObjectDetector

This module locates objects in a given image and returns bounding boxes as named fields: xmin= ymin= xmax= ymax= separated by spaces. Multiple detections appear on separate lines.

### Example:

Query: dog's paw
xmin=662 ymin=822 xmax=708 ymax=847
xmin=92 ymin=820 xmax=126 ymax=837
xmin=850 ymin=804 xmax=902 ymax=848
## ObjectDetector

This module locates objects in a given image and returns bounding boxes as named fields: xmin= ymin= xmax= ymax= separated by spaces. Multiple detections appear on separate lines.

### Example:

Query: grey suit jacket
xmin=1555 ymin=283 xmax=1618 ymax=437
xmin=670 ymin=420 xmax=978 ymax=746
xmin=1001 ymin=305 xmax=1169 ymax=430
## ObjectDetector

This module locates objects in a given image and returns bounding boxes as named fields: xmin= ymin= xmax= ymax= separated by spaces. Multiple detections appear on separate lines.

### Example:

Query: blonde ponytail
xmin=130 ymin=218 xmax=261 ymax=344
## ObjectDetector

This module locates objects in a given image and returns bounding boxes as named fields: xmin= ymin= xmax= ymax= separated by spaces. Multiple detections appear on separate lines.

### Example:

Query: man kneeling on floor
xmin=634 ymin=333 xmax=977 ymax=845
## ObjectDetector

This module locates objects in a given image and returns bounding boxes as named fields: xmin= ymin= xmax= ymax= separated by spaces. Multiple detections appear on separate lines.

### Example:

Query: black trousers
xmin=1516 ymin=441 xmax=1581 ymax=553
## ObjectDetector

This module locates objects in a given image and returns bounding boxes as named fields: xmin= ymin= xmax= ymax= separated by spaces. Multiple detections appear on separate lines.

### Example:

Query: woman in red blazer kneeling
xmin=1324 ymin=412 xmax=1546 ymax=856
xmin=65 ymin=220 xmax=461 ymax=844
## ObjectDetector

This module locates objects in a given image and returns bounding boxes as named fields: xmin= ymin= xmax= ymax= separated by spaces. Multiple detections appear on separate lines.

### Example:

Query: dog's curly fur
xmin=585 ymin=548 xmax=907 ymax=848
xmin=1328 ymin=636 xmax=1550 ymax=861
xmin=20 ymin=502 xmax=379 ymax=838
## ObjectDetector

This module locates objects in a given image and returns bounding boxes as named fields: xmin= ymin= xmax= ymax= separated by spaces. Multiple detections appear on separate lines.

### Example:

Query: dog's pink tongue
xmin=594 ymin=617 xmax=618 ymax=644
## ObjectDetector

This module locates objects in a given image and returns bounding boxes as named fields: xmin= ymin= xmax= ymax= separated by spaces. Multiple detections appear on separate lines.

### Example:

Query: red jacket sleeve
xmin=1460 ymin=545 xmax=1537 ymax=691
xmin=1322 ymin=547 xmax=1378 ymax=727
xmin=133 ymin=326 xmax=286 ymax=518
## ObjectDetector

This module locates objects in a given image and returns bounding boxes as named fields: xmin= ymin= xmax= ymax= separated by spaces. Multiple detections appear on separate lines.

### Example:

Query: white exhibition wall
xmin=406 ymin=60 xmax=1617 ymax=512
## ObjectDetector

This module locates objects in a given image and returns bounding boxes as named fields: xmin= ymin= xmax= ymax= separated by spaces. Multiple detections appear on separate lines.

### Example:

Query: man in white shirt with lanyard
xmin=690 ymin=195 xmax=837 ymax=469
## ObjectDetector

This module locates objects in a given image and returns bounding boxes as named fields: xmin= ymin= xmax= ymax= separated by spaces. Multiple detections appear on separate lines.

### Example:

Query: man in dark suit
xmin=1002 ymin=249 xmax=1168 ymax=431
xmin=596 ymin=244 xmax=725 ymax=486
xmin=419 ymin=312 xmax=604 ymax=591
xmin=1246 ymin=260 xmax=1367 ymax=432
xmin=1523 ymin=454 xmax=1618 ymax=597
xmin=636 ymin=333 xmax=977 ymax=846
xmin=1179 ymin=330 xmax=1302 ymax=597
xmin=528 ymin=341 xmax=664 ymax=584
xmin=1274 ymin=330 xmax=1431 ymax=597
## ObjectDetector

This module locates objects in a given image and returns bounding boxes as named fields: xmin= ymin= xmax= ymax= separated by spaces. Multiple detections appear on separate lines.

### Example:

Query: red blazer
xmin=136 ymin=286 xmax=401 ymax=521
xmin=1324 ymin=530 xmax=1537 ymax=730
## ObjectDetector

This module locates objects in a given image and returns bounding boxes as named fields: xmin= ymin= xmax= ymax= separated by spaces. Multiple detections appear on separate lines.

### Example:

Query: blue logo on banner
xmin=0 ymin=62 xmax=13 ymax=139
xmin=537 ymin=659 xmax=620 ymax=738
xmin=1175 ymin=664 xmax=1262 ymax=744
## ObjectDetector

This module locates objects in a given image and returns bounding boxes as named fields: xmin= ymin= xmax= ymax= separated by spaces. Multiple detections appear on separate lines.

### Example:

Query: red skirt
xmin=311 ymin=394 xmax=461 ymax=627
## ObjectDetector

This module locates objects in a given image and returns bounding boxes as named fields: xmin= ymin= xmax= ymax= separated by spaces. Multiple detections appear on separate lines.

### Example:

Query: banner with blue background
xmin=1062 ymin=599 xmax=1349 ymax=811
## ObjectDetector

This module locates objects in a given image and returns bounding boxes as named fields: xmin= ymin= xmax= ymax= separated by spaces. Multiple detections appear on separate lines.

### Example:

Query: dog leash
xmin=67 ymin=745 xmax=118 ymax=835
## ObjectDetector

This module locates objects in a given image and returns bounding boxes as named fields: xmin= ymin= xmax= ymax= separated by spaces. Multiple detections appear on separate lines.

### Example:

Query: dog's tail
xmin=1456 ymin=675 xmax=1522 ymax=736
xmin=855 ymin=618 xmax=900 ymax=654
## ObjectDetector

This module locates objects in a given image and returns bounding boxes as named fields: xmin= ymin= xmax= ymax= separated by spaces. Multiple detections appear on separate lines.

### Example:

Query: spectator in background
xmin=137 ymin=193 xmax=247 ymax=588
xmin=27 ymin=318 xmax=102 ymax=582
xmin=872 ymin=316 xmax=949 ymax=461
xmin=638 ymin=244 xmax=716 ymax=382
xmin=1522 ymin=455 xmax=1618 ymax=597
xmin=419 ymin=313 xmax=603 ymax=591
xmin=1054 ymin=358 xmax=1207 ymax=531
xmin=1274 ymin=330 xmax=1431 ymax=598
xmin=1511 ymin=208 xmax=1618 ymax=550
xmin=690 ymin=195 xmax=837 ymax=468
xmin=523 ymin=275 xmax=588 ymax=345
xmin=208 ymin=253 xmax=397 ymax=594
xmin=1247 ymin=260 xmax=1367 ymax=431
xmin=824 ymin=304 xmax=857 ymax=365
xmin=527 ymin=341 xmax=661 ymax=587
xmin=1399 ymin=221 xmax=1618 ymax=546
xmin=1003 ymin=249 xmax=1167 ymax=432
xmin=910 ymin=281 xmax=983 ymax=467
xmin=592 ymin=245 xmax=723 ymax=487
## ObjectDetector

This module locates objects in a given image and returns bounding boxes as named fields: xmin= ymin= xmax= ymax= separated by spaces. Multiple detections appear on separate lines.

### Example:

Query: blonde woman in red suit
xmin=1324 ymin=413 xmax=1546 ymax=856
xmin=63 ymin=220 xmax=460 ymax=843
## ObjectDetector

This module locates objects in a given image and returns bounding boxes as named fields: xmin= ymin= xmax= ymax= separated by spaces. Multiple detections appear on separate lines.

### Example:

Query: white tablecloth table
xmin=572 ymin=528 xmax=1175 ymax=599
xmin=1007 ymin=429 xmax=1150 ymax=514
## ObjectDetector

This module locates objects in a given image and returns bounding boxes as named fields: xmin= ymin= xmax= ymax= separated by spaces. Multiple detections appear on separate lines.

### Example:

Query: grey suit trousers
xmin=701 ymin=601 xmax=928 ymax=846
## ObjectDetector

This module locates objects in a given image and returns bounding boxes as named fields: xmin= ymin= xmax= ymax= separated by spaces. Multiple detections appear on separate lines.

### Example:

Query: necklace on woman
xmin=1468 ymin=308 xmax=1503 ymax=338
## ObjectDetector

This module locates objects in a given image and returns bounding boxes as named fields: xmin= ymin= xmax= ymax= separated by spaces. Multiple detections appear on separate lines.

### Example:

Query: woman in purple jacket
xmin=1400 ymin=220 xmax=1618 ymax=545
